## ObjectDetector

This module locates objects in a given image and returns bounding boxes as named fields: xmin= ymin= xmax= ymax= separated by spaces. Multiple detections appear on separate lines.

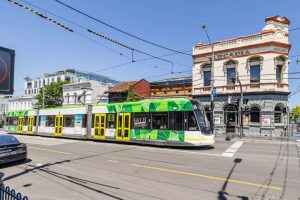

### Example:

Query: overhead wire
xmin=11 ymin=0 xmax=190 ymax=73
xmin=52 ymin=0 xmax=192 ymax=56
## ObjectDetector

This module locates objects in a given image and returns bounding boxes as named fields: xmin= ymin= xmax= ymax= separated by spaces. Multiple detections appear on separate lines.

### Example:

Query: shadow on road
xmin=217 ymin=158 xmax=249 ymax=200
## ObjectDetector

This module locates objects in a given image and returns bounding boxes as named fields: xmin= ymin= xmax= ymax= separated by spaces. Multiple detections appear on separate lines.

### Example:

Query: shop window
xmin=46 ymin=116 xmax=55 ymax=127
xmin=64 ymin=115 xmax=75 ymax=127
xmin=133 ymin=113 xmax=149 ymax=129
xmin=274 ymin=106 xmax=283 ymax=123
xmin=151 ymin=112 xmax=168 ymax=130
xmin=107 ymin=114 xmax=116 ymax=128
xmin=169 ymin=112 xmax=183 ymax=130
xmin=250 ymin=106 xmax=260 ymax=123
xmin=185 ymin=111 xmax=199 ymax=131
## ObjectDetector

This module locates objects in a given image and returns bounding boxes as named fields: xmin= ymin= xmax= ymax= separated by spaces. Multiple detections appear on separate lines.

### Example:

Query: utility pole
xmin=236 ymin=72 xmax=243 ymax=138
xmin=42 ymin=79 xmax=45 ymax=109
xmin=201 ymin=23 xmax=215 ymax=134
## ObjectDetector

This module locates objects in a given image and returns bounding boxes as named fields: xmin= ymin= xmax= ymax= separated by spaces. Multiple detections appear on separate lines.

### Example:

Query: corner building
xmin=192 ymin=16 xmax=291 ymax=137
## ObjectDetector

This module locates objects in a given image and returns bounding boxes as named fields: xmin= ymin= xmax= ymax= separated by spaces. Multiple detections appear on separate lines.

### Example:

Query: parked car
xmin=0 ymin=134 xmax=27 ymax=165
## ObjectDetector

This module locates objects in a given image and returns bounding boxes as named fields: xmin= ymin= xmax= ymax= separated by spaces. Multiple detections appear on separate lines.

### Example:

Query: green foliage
xmin=290 ymin=106 xmax=300 ymax=123
xmin=126 ymin=85 xmax=143 ymax=102
xmin=35 ymin=81 xmax=67 ymax=108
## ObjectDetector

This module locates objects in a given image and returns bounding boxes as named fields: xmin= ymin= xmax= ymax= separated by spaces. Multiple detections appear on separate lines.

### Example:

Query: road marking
xmin=107 ymin=160 xmax=118 ymax=163
xmin=222 ymin=141 xmax=243 ymax=157
xmin=28 ymin=147 xmax=71 ymax=155
xmin=36 ymin=163 xmax=43 ymax=167
xmin=131 ymin=164 xmax=282 ymax=190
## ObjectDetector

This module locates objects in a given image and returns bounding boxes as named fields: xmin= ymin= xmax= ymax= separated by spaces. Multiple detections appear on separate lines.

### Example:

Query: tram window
xmin=133 ymin=113 xmax=149 ymax=129
xmin=92 ymin=114 xmax=95 ymax=127
xmin=24 ymin=117 xmax=28 ymax=126
xmin=46 ymin=116 xmax=55 ymax=127
xmin=38 ymin=116 xmax=42 ymax=126
xmin=151 ymin=112 xmax=168 ymax=130
xmin=7 ymin=117 xmax=18 ymax=126
xmin=169 ymin=112 xmax=183 ymax=131
xmin=185 ymin=111 xmax=199 ymax=131
xmin=107 ymin=114 xmax=116 ymax=128
xmin=82 ymin=115 xmax=87 ymax=128
xmin=34 ymin=116 xmax=37 ymax=126
xmin=64 ymin=115 xmax=75 ymax=127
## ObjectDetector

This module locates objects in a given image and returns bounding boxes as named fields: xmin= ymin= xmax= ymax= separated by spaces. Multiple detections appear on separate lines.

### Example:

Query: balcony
xmin=194 ymin=82 xmax=288 ymax=95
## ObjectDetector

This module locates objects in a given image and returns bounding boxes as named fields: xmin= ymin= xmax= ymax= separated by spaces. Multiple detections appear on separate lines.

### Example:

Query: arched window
xmin=248 ymin=57 xmax=263 ymax=83
xmin=201 ymin=64 xmax=211 ymax=86
xmin=275 ymin=56 xmax=286 ymax=83
xmin=224 ymin=60 xmax=237 ymax=85
xmin=250 ymin=106 xmax=260 ymax=123
xmin=274 ymin=105 xmax=283 ymax=123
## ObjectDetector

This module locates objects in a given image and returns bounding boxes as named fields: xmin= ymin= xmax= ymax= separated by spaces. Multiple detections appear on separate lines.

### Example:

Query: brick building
xmin=106 ymin=79 xmax=151 ymax=103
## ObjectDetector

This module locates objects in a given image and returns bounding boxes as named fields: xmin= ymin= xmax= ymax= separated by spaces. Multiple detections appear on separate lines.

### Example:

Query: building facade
xmin=63 ymin=80 xmax=109 ymax=106
xmin=192 ymin=16 xmax=291 ymax=137
xmin=7 ymin=96 xmax=36 ymax=111
xmin=24 ymin=69 xmax=118 ymax=96
xmin=150 ymin=76 xmax=192 ymax=98
xmin=0 ymin=96 xmax=10 ymax=120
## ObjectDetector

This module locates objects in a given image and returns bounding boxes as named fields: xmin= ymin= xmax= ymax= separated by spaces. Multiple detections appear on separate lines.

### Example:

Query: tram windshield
xmin=191 ymin=100 xmax=211 ymax=135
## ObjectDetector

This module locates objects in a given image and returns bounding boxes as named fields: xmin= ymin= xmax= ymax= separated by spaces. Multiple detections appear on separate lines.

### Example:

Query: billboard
xmin=0 ymin=47 xmax=15 ymax=94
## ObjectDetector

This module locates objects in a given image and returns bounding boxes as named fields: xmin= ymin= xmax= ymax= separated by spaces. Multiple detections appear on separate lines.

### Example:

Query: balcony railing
xmin=195 ymin=82 xmax=288 ymax=94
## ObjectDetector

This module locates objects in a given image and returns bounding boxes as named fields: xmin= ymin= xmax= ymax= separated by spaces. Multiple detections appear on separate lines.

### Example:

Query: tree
xmin=290 ymin=106 xmax=300 ymax=123
xmin=126 ymin=85 xmax=143 ymax=102
xmin=35 ymin=81 xmax=67 ymax=108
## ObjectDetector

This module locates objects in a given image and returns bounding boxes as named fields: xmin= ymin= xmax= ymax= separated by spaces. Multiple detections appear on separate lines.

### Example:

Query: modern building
xmin=63 ymin=80 xmax=109 ymax=106
xmin=192 ymin=16 xmax=291 ymax=137
xmin=150 ymin=76 xmax=192 ymax=98
xmin=24 ymin=69 xmax=119 ymax=96
xmin=106 ymin=79 xmax=151 ymax=103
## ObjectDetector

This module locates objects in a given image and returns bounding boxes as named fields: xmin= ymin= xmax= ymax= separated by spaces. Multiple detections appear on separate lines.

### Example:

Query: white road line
xmin=222 ymin=141 xmax=243 ymax=157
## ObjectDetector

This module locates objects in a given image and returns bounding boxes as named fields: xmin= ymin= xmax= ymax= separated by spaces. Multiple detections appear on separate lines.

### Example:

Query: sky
xmin=0 ymin=0 xmax=300 ymax=107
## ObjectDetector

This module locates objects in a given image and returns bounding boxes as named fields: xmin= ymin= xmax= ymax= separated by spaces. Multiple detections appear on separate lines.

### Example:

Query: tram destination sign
xmin=0 ymin=46 xmax=15 ymax=94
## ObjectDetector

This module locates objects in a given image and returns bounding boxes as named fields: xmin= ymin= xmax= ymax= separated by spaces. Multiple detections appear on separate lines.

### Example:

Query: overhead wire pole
xmin=201 ymin=23 xmax=215 ymax=135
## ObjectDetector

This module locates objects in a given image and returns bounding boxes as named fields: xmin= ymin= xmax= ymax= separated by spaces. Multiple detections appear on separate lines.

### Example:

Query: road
xmin=0 ymin=133 xmax=300 ymax=200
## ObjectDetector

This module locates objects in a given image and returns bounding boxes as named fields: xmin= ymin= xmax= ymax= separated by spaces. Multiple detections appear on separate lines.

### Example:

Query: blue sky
xmin=1 ymin=0 xmax=300 ymax=107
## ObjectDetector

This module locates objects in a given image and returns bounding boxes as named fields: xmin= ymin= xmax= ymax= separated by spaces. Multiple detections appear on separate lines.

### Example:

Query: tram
xmin=5 ymin=98 xmax=215 ymax=146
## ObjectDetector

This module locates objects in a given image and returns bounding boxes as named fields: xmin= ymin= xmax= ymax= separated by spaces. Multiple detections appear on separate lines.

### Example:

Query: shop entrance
xmin=224 ymin=105 xmax=237 ymax=134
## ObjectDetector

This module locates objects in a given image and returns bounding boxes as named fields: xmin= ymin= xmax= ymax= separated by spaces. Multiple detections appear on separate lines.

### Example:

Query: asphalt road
xmin=0 ymin=133 xmax=299 ymax=200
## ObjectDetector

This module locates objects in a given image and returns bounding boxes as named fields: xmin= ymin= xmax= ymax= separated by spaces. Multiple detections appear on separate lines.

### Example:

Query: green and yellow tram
xmin=5 ymin=98 xmax=214 ymax=146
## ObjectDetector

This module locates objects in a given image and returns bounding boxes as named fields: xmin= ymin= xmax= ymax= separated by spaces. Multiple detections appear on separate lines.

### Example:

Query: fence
xmin=0 ymin=184 xmax=28 ymax=200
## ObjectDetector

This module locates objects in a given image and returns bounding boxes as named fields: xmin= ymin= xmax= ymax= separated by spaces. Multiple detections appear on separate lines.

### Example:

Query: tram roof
xmin=96 ymin=98 xmax=194 ymax=113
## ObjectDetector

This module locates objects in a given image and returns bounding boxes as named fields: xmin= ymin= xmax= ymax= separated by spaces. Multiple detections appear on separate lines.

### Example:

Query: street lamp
xmin=201 ymin=23 xmax=215 ymax=135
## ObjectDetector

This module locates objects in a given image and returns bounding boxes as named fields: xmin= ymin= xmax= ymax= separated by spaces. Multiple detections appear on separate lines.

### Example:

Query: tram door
xmin=54 ymin=115 xmax=63 ymax=136
xmin=18 ymin=116 xmax=24 ymax=133
xmin=116 ymin=113 xmax=131 ymax=141
xmin=27 ymin=116 xmax=34 ymax=134
xmin=94 ymin=114 xmax=106 ymax=139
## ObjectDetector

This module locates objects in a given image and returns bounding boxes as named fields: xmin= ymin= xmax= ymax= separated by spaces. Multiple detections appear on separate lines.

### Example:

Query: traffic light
xmin=231 ymin=76 xmax=236 ymax=84
xmin=234 ymin=98 xmax=240 ymax=107
xmin=243 ymin=106 xmax=250 ymax=116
